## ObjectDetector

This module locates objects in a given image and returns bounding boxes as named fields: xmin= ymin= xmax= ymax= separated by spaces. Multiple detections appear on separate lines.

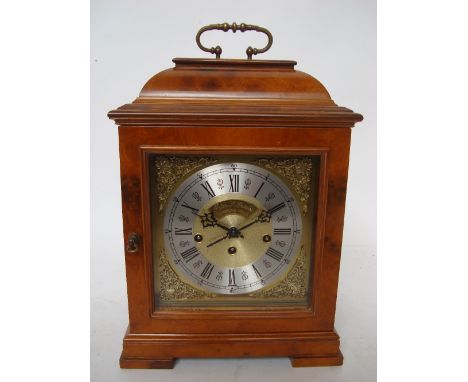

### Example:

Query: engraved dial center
xmin=193 ymin=195 xmax=273 ymax=269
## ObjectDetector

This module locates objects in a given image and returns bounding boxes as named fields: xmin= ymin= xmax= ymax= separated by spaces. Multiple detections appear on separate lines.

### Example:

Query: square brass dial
xmin=149 ymin=154 xmax=320 ymax=309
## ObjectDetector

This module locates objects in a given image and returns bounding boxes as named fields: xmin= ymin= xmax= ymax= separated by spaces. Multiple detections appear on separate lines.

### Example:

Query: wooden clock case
xmin=108 ymin=57 xmax=362 ymax=368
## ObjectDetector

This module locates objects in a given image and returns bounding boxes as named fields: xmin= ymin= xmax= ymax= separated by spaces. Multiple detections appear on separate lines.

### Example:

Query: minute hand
xmin=238 ymin=210 xmax=272 ymax=232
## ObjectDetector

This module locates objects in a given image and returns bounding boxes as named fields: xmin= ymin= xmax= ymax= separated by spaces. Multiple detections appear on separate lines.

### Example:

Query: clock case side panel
xmin=117 ymin=126 xmax=351 ymax=337
xmin=117 ymin=127 xmax=153 ymax=332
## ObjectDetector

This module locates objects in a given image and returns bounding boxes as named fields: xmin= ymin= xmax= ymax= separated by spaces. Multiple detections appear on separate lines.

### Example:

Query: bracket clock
xmin=108 ymin=23 xmax=363 ymax=368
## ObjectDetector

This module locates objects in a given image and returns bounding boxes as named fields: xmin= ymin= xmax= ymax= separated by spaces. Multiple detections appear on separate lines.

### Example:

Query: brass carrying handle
xmin=196 ymin=22 xmax=273 ymax=60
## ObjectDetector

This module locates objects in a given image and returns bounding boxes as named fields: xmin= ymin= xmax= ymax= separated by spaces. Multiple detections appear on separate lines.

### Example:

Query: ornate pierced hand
xmin=198 ymin=211 xmax=231 ymax=231
xmin=238 ymin=210 xmax=271 ymax=232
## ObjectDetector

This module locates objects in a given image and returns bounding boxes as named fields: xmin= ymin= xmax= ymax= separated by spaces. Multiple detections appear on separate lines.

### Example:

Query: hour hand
xmin=206 ymin=233 xmax=229 ymax=248
xmin=198 ymin=212 xmax=230 ymax=231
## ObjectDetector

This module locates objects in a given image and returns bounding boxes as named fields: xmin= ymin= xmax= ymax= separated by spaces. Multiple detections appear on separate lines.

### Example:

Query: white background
xmin=91 ymin=0 xmax=376 ymax=381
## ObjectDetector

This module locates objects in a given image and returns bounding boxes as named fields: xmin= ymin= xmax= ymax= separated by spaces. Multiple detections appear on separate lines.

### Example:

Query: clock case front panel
xmin=116 ymin=128 xmax=351 ymax=368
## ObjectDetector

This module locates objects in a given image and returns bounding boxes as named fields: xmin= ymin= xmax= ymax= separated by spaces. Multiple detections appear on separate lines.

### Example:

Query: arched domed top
xmin=108 ymin=57 xmax=363 ymax=127
xmin=137 ymin=58 xmax=335 ymax=105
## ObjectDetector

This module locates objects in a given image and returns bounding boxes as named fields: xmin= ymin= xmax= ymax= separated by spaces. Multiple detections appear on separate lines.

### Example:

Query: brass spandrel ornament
xmin=256 ymin=246 xmax=308 ymax=299
xmin=155 ymin=156 xmax=217 ymax=212
xmin=158 ymin=248 xmax=216 ymax=301
xmin=253 ymin=158 xmax=314 ymax=215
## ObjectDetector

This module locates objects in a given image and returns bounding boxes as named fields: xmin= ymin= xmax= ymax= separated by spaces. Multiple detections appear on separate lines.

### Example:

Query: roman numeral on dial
xmin=181 ymin=201 xmax=198 ymax=214
xmin=229 ymin=174 xmax=240 ymax=192
xmin=228 ymin=269 xmax=236 ymax=286
xmin=268 ymin=202 xmax=285 ymax=215
xmin=201 ymin=181 xmax=216 ymax=198
xmin=200 ymin=262 xmax=215 ymax=279
xmin=252 ymin=264 xmax=262 ymax=279
xmin=266 ymin=247 xmax=284 ymax=262
xmin=175 ymin=227 xmax=192 ymax=235
xmin=180 ymin=247 xmax=200 ymax=262
xmin=273 ymin=228 xmax=291 ymax=235
xmin=254 ymin=182 xmax=265 ymax=198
